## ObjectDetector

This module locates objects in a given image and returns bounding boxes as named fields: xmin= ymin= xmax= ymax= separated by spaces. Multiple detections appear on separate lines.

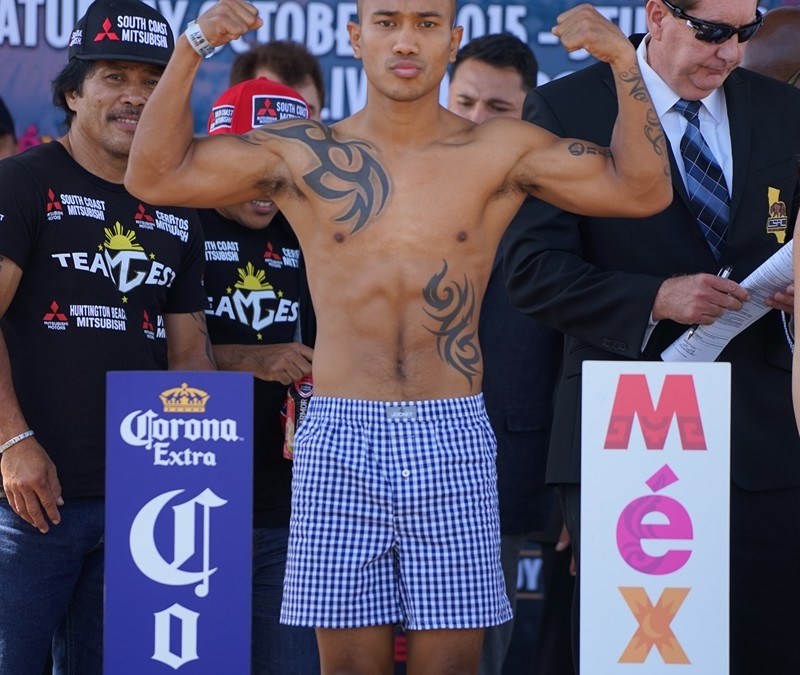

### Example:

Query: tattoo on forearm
xmin=620 ymin=66 xmax=648 ymax=103
xmin=190 ymin=311 xmax=216 ymax=367
xmin=249 ymin=121 xmax=390 ymax=234
xmin=645 ymin=108 xmax=671 ymax=176
xmin=568 ymin=142 xmax=612 ymax=159
xmin=620 ymin=66 xmax=669 ymax=169
xmin=422 ymin=260 xmax=481 ymax=386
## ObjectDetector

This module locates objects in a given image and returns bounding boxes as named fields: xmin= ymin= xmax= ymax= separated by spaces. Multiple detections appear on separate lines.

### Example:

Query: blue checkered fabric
xmin=674 ymin=98 xmax=730 ymax=260
xmin=280 ymin=394 xmax=512 ymax=630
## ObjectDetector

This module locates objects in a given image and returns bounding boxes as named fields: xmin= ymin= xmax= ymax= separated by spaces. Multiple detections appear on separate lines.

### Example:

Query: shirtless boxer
xmin=125 ymin=1 xmax=671 ymax=672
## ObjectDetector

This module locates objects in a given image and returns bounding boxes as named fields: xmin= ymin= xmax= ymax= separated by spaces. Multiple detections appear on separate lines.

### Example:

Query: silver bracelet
xmin=782 ymin=311 xmax=795 ymax=353
xmin=185 ymin=20 xmax=216 ymax=59
xmin=0 ymin=430 xmax=34 ymax=455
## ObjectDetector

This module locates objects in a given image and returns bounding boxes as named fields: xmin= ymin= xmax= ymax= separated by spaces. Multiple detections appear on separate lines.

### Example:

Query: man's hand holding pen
xmin=652 ymin=268 xmax=749 ymax=328
xmin=687 ymin=266 xmax=733 ymax=338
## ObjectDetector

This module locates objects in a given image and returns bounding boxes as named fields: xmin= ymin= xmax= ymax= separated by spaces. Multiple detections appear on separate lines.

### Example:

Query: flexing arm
xmin=126 ymin=0 xmax=272 ymax=207
xmin=504 ymin=87 xmax=745 ymax=355
xmin=0 ymin=257 xmax=62 ymax=533
xmin=513 ymin=5 xmax=671 ymax=217
xmin=504 ymin=87 xmax=664 ymax=356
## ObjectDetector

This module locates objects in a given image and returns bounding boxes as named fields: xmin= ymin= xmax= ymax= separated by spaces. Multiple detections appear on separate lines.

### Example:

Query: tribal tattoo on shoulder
xmin=422 ymin=260 xmax=481 ymax=386
xmin=250 ymin=121 xmax=390 ymax=234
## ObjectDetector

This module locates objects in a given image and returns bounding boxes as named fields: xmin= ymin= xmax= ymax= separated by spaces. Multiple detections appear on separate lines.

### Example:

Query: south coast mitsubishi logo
xmin=93 ymin=17 xmax=121 ymax=42
xmin=46 ymin=188 xmax=63 ymax=221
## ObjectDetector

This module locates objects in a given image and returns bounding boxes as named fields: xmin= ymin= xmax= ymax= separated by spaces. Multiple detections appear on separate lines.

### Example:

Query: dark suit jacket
xmin=503 ymin=56 xmax=800 ymax=491
xmin=479 ymin=221 xmax=563 ymax=537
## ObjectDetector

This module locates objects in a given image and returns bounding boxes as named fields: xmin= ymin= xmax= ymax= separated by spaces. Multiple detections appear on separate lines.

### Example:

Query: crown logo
xmin=160 ymin=383 xmax=209 ymax=413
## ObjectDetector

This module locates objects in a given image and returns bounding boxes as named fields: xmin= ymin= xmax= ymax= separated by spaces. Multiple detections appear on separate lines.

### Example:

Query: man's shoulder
xmin=0 ymin=142 xmax=72 ymax=206
xmin=0 ymin=140 xmax=67 ymax=176
xmin=732 ymin=67 xmax=800 ymax=102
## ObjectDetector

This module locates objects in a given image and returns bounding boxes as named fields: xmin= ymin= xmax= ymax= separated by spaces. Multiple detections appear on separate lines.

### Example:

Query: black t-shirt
xmin=0 ymin=142 xmax=206 ymax=498
xmin=200 ymin=208 xmax=308 ymax=528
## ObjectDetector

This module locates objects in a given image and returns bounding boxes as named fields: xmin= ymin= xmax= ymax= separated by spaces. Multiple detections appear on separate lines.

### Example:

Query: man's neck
xmin=346 ymin=87 xmax=449 ymax=147
xmin=60 ymin=133 xmax=128 ymax=184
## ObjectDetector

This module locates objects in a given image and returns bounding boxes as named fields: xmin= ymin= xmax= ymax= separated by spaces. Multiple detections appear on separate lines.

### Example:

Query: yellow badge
xmin=767 ymin=187 xmax=788 ymax=243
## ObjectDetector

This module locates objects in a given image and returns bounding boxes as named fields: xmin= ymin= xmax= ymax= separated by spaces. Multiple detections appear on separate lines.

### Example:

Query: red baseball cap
xmin=207 ymin=78 xmax=309 ymax=135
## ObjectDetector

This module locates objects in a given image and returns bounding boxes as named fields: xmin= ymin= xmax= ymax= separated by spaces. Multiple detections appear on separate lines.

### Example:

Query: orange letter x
xmin=618 ymin=587 xmax=690 ymax=664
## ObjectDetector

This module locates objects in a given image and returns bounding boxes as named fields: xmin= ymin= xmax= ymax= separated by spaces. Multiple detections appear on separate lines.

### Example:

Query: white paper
xmin=661 ymin=240 xmax=793 ymax=362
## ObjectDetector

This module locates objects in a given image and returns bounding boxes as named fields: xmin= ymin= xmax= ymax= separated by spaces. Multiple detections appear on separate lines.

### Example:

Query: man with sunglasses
xmin=504 ymin=1 xmax=800 ymax=673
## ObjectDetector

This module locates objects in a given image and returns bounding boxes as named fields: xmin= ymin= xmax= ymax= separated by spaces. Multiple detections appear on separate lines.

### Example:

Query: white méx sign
xmin=580 ymin=361 xmax=730 ymax=673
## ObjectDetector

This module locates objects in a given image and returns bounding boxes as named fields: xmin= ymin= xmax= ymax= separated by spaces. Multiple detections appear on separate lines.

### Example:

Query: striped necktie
xmin=673 ymin=98 xmax=730 ymax=260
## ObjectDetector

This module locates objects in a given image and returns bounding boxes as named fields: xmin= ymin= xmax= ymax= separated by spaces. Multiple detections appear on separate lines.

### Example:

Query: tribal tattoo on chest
xmin=253 ymin=121 xmax=390 ymax=234
xmin=422 ymin=260 xmax=481 ymax=386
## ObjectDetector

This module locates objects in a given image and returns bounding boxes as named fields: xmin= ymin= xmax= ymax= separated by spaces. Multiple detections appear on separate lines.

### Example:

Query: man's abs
xmin=309 ymin=258 xmax=488 ymax=401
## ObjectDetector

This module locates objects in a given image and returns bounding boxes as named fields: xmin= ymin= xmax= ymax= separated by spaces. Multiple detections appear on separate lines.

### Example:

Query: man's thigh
xmin=52 ymin=535 xmax=104 ymax=675
xmin=316 ymin=625 xmax=395 ymax=675
xmin=407 ymin=628 xmax=484 ymax=675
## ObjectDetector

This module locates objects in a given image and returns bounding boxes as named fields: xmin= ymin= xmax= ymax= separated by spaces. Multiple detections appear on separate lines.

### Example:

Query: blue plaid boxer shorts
xmin=280 ymin=394 xmax=512 ymax=630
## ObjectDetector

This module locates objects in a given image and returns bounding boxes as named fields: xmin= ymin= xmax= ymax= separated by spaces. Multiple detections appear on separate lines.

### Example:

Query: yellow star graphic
xmin=149 ymin=252 xmax=156 ymax=260
xmin=257 ymin=333 xmax=263 ymax=341
xmin=122 ymin=296 xmax=128 ymax=304
xmin=277 ymin=290 xmax=284 ymax=298
xmin=97 ymin=244 xmax=103 ymax=251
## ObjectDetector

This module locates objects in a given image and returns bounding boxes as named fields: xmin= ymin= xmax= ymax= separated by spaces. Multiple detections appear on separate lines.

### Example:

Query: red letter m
xmin=604 ymin=374 xmax=706 ymax=450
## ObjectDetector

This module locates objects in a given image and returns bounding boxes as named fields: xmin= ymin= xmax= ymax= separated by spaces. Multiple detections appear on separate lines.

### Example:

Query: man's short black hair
xmin=451 ymin=33 xmax=538 ymax=92
xmin=51 ymin=59 xmax=98 ymax=130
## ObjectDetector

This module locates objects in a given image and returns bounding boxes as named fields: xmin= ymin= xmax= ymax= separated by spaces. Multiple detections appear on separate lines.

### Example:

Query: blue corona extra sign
xmin=105 ymin=371 xmax=253 ymax=674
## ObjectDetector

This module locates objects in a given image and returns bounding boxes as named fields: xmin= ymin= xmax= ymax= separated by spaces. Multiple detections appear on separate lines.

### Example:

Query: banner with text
xmin=105 ymin=371 xmax=253 ymax=674
xmin=581 ymin=361 xmax=730 ymax=673
xmin=0 ymin=0 xmax=792 ymax=143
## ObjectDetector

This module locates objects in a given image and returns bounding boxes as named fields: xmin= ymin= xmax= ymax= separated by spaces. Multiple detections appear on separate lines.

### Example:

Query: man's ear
xmin=646 ymin=0 xmax=667 ymax=40
xmin=347 ymin=21 xmax=362 ymax=60
xmin=65 ymin=89 xmax=80 ymax=113
xmin=449 ymin=25 xmax=463 ymax=63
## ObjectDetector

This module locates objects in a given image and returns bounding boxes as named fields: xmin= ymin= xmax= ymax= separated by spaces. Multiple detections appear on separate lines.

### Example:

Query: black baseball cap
xmin=68 ymin=0 xmax=174 ymax=67
xmin=0 ymin=96 xmax=14 ymax=140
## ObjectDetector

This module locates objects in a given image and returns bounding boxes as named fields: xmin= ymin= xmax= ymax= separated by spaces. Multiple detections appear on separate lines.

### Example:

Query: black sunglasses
xmin=662 ymin=0 xmax=763 ymax=44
